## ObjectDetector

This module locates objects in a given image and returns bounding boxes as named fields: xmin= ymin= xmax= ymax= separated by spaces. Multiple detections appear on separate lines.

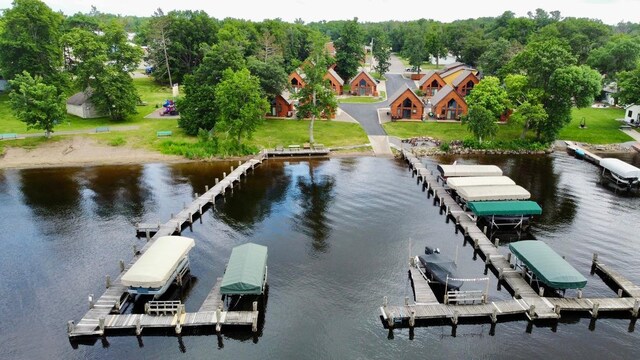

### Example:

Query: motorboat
xmin=417 ymin=247 xmax=464 ymax=291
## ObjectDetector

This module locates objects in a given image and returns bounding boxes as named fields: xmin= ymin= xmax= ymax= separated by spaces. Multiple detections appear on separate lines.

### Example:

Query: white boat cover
xmin=447 ymin=176 xmax=515 ymax=190
xmin=600 ymin=158 xmax=640 ymax=179
xmin=457 ymin=185 xmax=531 ymax=201
xmin=438 ymin=164 xmax=503 ymax=178
xmin=121 ymin=236 xmax=195 ymax=288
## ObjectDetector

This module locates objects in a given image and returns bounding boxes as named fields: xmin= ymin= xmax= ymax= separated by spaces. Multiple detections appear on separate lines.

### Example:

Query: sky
xmin=1 ymin=0 xmax=639 ymax=25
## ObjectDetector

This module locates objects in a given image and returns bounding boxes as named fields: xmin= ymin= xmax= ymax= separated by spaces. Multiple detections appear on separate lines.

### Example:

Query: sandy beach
xmin=0 ymin=137 xmax=187 ymax=169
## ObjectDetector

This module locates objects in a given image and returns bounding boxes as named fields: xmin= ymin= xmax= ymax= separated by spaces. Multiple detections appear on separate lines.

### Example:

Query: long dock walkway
xmin=382 ymin=149 xmax=640 ymax=328
xmin=68 ymin=153 xmax=266 ymax=338
xmin=408 ymin=265 xmax=439 ymax=305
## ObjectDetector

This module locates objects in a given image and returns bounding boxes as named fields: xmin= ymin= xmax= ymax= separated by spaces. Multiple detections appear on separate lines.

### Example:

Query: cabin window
xmin=445 ymin=99 xmax=463 ymax=120
xmin=629 ymin=110 xmax=633 ymax=117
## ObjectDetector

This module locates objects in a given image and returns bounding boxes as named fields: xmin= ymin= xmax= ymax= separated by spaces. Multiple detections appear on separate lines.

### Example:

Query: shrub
xmin=108 ymin=137 xmax=126 ymax=146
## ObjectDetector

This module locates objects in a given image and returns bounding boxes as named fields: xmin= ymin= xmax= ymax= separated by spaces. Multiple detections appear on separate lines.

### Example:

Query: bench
xmin=144 ymin=300 xmax=182 ymax=315
xmin=303 ymin=142 xmax=311 ymax=149
xmin=0 ymin=133 xmax=18 ymax=140
xmin=95 ymin=127 xmax=110 ymax=133
xmin=313 ymin=143 xmax=325 ymax=150
xmin=288 ymin=144 xmax=300 ymax=151
xmin=156 ymin=130 xmax=173 ymax=137
xmin=275 ymin=144 xmax=284 ymax=152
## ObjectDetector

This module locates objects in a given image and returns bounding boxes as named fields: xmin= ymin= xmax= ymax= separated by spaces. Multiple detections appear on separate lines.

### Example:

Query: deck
xmin=387 ymin=149 xmax=640 ymax=328
xmin=68 ymin=154 xmax=266 ymax=338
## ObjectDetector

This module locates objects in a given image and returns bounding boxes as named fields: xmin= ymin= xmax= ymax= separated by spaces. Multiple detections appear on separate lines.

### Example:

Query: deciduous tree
xmin=334 ymin=18 xmax=363 ymax=81
xmin=465 ymin=76 xmax=510 ymax=120
xmin=618 ymin=64 xmax=640 ymax=105
xmin=463 ymin=106 xmax=498 ymax=144
xmin=9 ymin=71 xmax=65 ymax=138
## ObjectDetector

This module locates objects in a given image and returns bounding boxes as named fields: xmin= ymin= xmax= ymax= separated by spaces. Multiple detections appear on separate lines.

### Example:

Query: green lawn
xmin=558 ymin=107 xmax=631 ymax=144
xmin=248 ymin=119 xmax=369 ymax=149
xmin=338 ymin=96 xmax=384 ymax=104
xmin=397 ymin=56 xmax=444 ymax=71
xmin=384 ymin=120 xmax=525 ymax=142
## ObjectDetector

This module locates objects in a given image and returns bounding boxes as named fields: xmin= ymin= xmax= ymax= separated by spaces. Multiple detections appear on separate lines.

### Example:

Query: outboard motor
xmin=424 ymin=246 xmax=440 ymax=254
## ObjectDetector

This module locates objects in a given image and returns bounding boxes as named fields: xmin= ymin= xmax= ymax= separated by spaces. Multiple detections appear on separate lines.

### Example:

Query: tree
xmin=425 ymin=28 xmax=447 ymax=66
xmin=404 ymin=31 xmax=428 ymax=73
xmin=477 ymin=38 xmax=521 ymax=78
xmin=90 ymin=68 xmax=139 ymax=121
xmin=334 ymin=18 xmax=363 ymax=81
xmin=176 ymin=75 xmax=217 ymax=136
xmin=618 ymin=64 xmax=640 ymax=105
xmin=510 ymin=101 xmax=548 ymax=139
xmin=0 ymin=0 xmax=64 ymax=85
xmin=293 ymin=54 xmax=338 ymax=143
xmin=9 ymin=71 xmax=65 ymax=138
xmin=214 ymin=68 xmax=269 ymax=145
xmin=587 ymin=34 xmax=640 ymax=79
xmin=465 ymin=76 xmax=510 ymax=120
xmin=463 ymin=106 xmax=498 ymax=144
xmin=247 ymin=56 xmax=288 ymax=100
xmin=371 ymin=29 xmax=391 ymax=75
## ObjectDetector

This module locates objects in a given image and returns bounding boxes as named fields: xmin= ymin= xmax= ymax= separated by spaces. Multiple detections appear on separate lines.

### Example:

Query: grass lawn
xmin=558 ymin=107 xmax=631 ymax=144
xmin=247 ymin=119 xmax=369 ymax=149
xmin=383 ymin=120 xmax=525 ymax=142
xmin=397 ymin=56 xmax=444 ymax=71
xmin=338 ymin=96 xmax=384 ymax=104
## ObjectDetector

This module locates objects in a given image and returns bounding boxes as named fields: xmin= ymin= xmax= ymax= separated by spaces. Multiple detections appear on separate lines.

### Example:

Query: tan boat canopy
xmin=446 ymin=176 xmax=515 ymax=190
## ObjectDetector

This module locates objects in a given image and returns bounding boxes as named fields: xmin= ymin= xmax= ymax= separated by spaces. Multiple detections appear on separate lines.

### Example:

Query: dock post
xmin=105 ymin=275 xmax=111 ymax=289
xmin=633 ymin=299 xmax=640 ymax=318
xmin=538 ymin=287 xmax=544 ymax=297
xmin=195 ymin=192 xmax=199 ymax=199
xmin=89 ymin=294 xmax=94 ymax=309
xmin=506 ymin=253 xmax=512 ymax=264
xmin=119 ymin=260 xmax=125 ymax=273
xmin=484 ymin=257 xmax=491 ymax=274
xmin=67 ymin=321 xmax=75 ymax=334
xmin=133 ymin=245 xmax=138 ymax=255
xmin=215 ymin=178 xmax=219 ymax=185
xmin=252 ymin=301 xmax=258 ymax=332
xmin=514 ymin=289 xmax=520 ymax=298
xmin=205 ymin=185 xmax=209 ymax=192
xmin=491 ymin=309 xmax=498 ymax=324
xmin=528 ymin=305 xmax=536 ymax=319
xmin=223 ymin=172 xmax=227 ymax=179
xmin=473 ymin=237 xmax=479 ymax=250
xmin=498 ymin=268 xmax=504 ymax=280
xmin=452 ymin=311 xmax=459 ymax=325
xmin=404 ymin=297 xmax=409 ymax=306
xmin=99 ymin=317 xmax=105 ymax=333
xmin=136 ymin=317 xmax=142 ymax=336
xmin=494 ymin=238 xmax=500 ymax=247
xmin=239 ymin=160 xmax=242 ymax=166
xmin=591 ymin=303 xmax=600 ymax=318
xmin=188 ymin=212 xmax=193 ymax=224
xmin=145 ymin=230 xmax=150 ymax=241
xmin=577 ymin=289 xmax=583 ymax=299
xmin=618 ymin=289 xmax=624 ymax=298
xmin=409 ymin=310 xmax=415 ymax=328
xmin=216 ymin=306 xmax=222 ymax=334
xmin=592 ymin=253 xmax=598 ymax=265
xmin=231 ymin=166 xmax=234 ymax=173
xmin=483 ymin=226 xmax=487 ymax=235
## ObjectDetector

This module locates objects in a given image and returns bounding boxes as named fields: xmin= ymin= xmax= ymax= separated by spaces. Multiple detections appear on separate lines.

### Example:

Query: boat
xmin=467 ymin=200 xmax=542 ymax=229
xmin=599 ymin=158 xmax=640 ymax=189
xmin=220 ymin=243 xmax=268 ymax=296
xmin=121 ymin=236 xmax=195 ymax=298
xmin=456 ymin=185 xmax=531 ymax=203
xmin=509 ymin=240 xmax=587 ymax=294
xmin=437 ymin=164 xmax=503 ymax=182
xmin=417 ymin=247 xmax=464 ymax=291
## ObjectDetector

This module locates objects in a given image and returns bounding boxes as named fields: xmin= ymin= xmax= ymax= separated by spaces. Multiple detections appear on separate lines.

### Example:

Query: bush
xmin=414 ymin=89 xmax=425 ymax=97
xmin=108 ymin=137 xmax=126 ymax=146
xmin=439 ymin=143 xmax=450 ymax=152
xmin=462 ymin=137 xmax=549 ymax=151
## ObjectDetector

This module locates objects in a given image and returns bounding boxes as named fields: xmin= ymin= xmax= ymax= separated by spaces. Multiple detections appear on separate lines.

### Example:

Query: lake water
xmin=1 ymin=152 xmax=640 ymax=359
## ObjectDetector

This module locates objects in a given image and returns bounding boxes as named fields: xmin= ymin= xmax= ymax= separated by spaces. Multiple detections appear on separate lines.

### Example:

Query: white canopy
xmin=457 ymin=185 xmax=531 ymax=201
xmin=600 ymin=158 xmax=640 ymax=179
xmin=438 ymin=164 xmax=503 ymax=178
xmin=121 ymin=236 xmax=195 ymax=288
xmin=447 ymin=176 xmax=516 ymax=190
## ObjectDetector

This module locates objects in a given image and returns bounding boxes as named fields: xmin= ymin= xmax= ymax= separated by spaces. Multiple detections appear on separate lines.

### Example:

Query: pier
xmin=264 ymin=148 xmax=330 ymax=158
xmin=69 ymin=153 xmax=267 ymax=338
xmin=382 ymin=149 xmax=640 ymax=330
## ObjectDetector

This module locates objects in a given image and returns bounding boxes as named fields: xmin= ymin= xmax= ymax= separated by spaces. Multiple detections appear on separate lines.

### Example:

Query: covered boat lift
xmin=221 ymin=243 xmax=268 ymax=296
xmin=437 ymin=164 xmax=503 ymax=180
xmin=599 ymin=158 xmax=640 ymax=189
xmin=121 ymin=236 xmax=195 ymax=298
xmin=446 ymin=176 xmax=515 ymax=191
xmin=509 ymin=240 xmax=587 ymax=294
xmin=457 ymin=185 xmax=531 ymax=203
xmin=467 ymin=200 xmax=542 ymax=229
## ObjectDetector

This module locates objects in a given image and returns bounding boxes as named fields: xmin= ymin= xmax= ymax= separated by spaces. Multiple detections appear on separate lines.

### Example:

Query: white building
xmin=66 ymin=90 xmax=102 ymax=119
xmin=625 ymin=105 xmax=640 ymax=125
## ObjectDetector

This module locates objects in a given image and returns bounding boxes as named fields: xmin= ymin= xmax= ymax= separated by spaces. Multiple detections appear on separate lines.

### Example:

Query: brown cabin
xmin=389 ymin=85 xmax=424 ymax=120
xmin=289 ymin=69 xmax=306 ymax=92
xmin=324 ymin=68 xmax=344 ymax=95
xmin=271 ymin=90 xmax=296 ymax=118
xmin=428 ymin=85 xmax=468 ymax=120
xmin=452 ymin=70 xmax=480 ymax=97
xmin=349 ymin=71 xmax=378 ymax=96
xmin=417 ymin=71 xmax=446 ymax=98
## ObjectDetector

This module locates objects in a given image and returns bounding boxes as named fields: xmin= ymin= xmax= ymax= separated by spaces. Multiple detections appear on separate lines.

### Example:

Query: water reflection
xmin=293 ymin=161 xmax=336 ymax=252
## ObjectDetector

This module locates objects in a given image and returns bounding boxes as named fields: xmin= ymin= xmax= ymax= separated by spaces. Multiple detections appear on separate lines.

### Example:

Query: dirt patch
xmin=0 ymin=137 xmax=187 ymax=169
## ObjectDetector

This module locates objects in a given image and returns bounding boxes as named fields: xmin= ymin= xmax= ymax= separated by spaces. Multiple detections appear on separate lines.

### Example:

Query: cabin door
xmin=359 ymin=79 xmax=366 ymax=96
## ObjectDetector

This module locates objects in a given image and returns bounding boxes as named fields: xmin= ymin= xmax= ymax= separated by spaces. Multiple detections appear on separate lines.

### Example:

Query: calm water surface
xmin=1 ymin=153 xmax=640 ymax=359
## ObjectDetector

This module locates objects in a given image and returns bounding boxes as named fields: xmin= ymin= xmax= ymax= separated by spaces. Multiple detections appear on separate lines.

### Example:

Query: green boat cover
xmin=509 ymin=241 xmax=587 ymax=289
xmin=468 ymin=201 xmax=542 ymax=216
xmin=220 ymin=243 xmax=268 ymax=295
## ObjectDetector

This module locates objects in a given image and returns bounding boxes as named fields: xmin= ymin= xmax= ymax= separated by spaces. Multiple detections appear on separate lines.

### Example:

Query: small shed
xmin=349 ymin=71 xmax=378 ymax=96
xmin=625 ymin=105 xmax=640 ymax=124
xmin=418 ymin=71 xmax=446 ymax=97
xmin=429 ymin=85 xmax=468 ymax=120
xmin=66 ymin=90 xmax=102 ymax=119
xmin=324 ymin=68 xmax=344 ymax=95
xmin=220 ymin=243 xmax=268 ymax=296
xmin=271 ymin=90 xmax=296 ymax=117
xmin=389 ymin=85 xmax=423 ymax=120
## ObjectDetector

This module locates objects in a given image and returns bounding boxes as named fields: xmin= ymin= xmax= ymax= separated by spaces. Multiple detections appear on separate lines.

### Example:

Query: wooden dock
xmin=265 ymin=148 xmax=330 ymax=157
xmin=68 ymin=154 xmax=266 ymax=338
xmin=408 ymin=265 xmax=439 ymax=305
xmin=386 ymin=149 xmax=640 ymax=329
xmin=565 ymin=141 xmax=602 ymax=165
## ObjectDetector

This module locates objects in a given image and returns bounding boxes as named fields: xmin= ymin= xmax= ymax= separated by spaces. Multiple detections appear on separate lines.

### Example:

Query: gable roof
xmin=326 ymin=68 xmax=344 ymax=85
xmin=349 ymin=70 xmax=377 ymax=86
xmin=429 ymin=85 xmax=457 ymax=105
xmin=279 ymin=90 xmax=295 ymax=105
xmin=439 ymin=66 xmax=475 ymax=80
xmin=452 ymin=70 xmax=477 ymax=87
xmin=441 ymin=62 xmax=465 ymax=72
xmin=67 ymin=90 xmax=93 ymax=105
xmin=390 ymin=84 xmax=421 ymax=104
xmin=417 ymin=70 xmax=444 ymax=87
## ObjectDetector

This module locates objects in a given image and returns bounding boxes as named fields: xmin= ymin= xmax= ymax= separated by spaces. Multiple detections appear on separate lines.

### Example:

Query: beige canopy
xmin=457 ymin=185 xmax=531 ymax=202
xmin=447 ymin=176 xmax=515 ymax=190
xmin=438 ymin=164 xmax=503 ymax=178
